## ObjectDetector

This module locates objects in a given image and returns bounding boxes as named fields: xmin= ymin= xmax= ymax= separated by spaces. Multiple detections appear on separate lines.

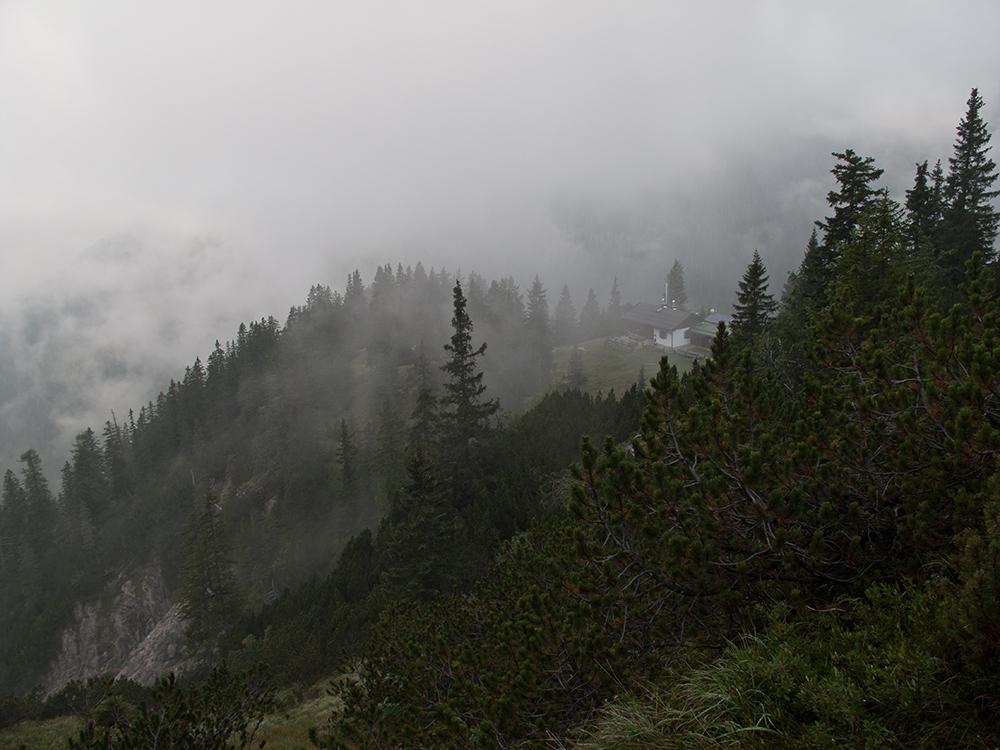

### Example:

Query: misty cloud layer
xmin=1 ymin=2 xmax=998 ymax=470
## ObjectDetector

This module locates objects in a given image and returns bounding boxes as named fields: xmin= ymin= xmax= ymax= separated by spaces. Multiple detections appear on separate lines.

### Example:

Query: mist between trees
xmin=0 ymin=88 xmax=999 ymax=750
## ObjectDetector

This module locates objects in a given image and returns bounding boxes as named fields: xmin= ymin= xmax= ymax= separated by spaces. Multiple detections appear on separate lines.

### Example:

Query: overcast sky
xmin=1 ymin=1 xmax=999 ymax=468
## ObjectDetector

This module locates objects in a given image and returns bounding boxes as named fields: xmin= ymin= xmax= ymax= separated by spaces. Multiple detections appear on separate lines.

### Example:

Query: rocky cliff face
xmin=44 ymin=563 xmax=194 ymax=693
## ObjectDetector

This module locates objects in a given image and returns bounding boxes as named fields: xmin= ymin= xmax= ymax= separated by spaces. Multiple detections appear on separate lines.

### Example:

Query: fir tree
xmin=579 ymin=288 xmax=602 ymax=341
xmin=605 ymin=277 xmax=624 ymax=335
xmin=59 ymin=428 xmax=109 ymax=549
xmin=832 ymin=191 xmax=910 ymax=326
xmin=0 ymin=470 xmax=26 ymax=576
xmin=525 ymin=275 xmax=552 ymax=391
xmin=179 ymin=494 xmax=243 ymax=659
xmin=818 ymin=149 xmax=885 ymax=253
xmin=941 ymin=88 xmax=999 ymax=269
xmin=407 ymin=343 xmax=439 ymax=455
xmin=731 ymin=250 xmax=778 ymax=347
xmin=379 ymin=452 xmax=468 ymax=604
xmin=439 ymin=282 xmax=498 ymax=498
xmin=553 ymin=283 xmax=578 ymax=346
xmin=665 ymin=260 xmax=689 ymax=311
xmin=338 ymin=419 xmax=359 ymax=498
xmin=375 ymin=396 xmax=406 ymax=483
xmin=905 ymin=160 xmax=943 ymax=259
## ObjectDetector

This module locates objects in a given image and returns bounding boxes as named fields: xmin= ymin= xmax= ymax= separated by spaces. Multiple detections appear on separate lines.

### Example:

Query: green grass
xmin=0 ymin=715 xmax=81 ymax=750
xmin=569 ymin=585 xmax=989 ymax=750
xmin=256 ymin=676 xmax=350 ymax=750
xmin=549 ymin=337 xmax=695 ymax=397
xmin=0 ymin=674 xmax=353 ymax=750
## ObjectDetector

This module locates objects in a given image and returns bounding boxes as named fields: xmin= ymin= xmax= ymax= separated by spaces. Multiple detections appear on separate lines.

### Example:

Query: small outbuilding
xmin=685 ymin=312 xmax=733 ymax=349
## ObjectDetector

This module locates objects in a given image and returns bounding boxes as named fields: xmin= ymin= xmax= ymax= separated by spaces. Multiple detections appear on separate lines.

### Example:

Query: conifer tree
xmin=731 ymin=250 xmax=778 ymax=347
xmin=0 ymin=470 xmax=26 ymax=576
xmin=179 ymin=494 xmax=243 ymax=659
xmin=525 ymin=275 xmax=552 ymax=390
xmin=906 ymin=160 xmax=943 ymax=259
xmin=833 ymin=191 xmax=909 ymax=326
xmin=439 ymin=282 xmax=498 ymax=498
xmin=344 ymin=269 xmax=369 ymax=347
xmin=19 ymin=449 xmax=56 ymax=552
xmin=941 ymin=88 xmax=999 ymax=269
xmin=665 ymin=260 xmax=689 ymax=311
xmin=605 ymin=277 xmax=624 ymax=335
xmin=791 ymin=228 xmax=829 ymax=317
xmin=818 ymin=149 xmax=885 ymax=252
xmin=59 ymin=428 xmax=109 ymax=549
xmin=553 ymin=283 xmax=578 ymax=346
xmin=338 ymin=419 xmax=358 ymax=498
xmin=579 ymin=288 xmax=602 ymax=341
xmin=408 ymin=343 xmax=439 ymax=455
xmin=379 ymin=451 xmax=468 ymax=604
xmin=375 ymin=396 xmax=406 ymax=483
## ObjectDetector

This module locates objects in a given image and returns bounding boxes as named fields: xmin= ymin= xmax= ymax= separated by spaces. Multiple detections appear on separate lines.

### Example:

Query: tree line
xmin=321 ymin=88 xmax=1000 ymax=748
xmin=0 ymin=259 xmax=633 ymax=697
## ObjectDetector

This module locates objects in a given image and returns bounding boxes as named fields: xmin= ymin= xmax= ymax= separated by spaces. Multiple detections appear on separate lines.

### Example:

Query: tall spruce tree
xmin=579 ymin=288 xmax=602 ymax=341
xmin=407 ymin=343 xmax=439 ymax=455
xmin=818 ymin=150 xmax=885 ymax=251
xmin=833 ymin=191 xmax=910 ymax=326
xmin=731 ymin=250 xmax=778 ymax=347
xmin=179 ymin=494 xmax=243 ymax=659
xmin=905 ymin=160 xmax=944 ymax=259
xmin=439 ymin=282 xmax=498 ymax=500
xmin=941 ymin=88 xmax=999 ymax=271
xmin=525 ymin=276 xmax=552 ymax=391
xmin=665 ymin=260 xmax=689 ymax=311
xmin=553 ymin=283 xmax=578 ymax=346
xmin=338 ymin=419 xmax=359 ymax=498
xmin=793 ymin=228 xmax=827 ymax=311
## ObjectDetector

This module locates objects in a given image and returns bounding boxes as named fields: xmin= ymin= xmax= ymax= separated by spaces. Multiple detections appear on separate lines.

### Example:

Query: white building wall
xmin=654 ymin=326 xmax=689 ymax=348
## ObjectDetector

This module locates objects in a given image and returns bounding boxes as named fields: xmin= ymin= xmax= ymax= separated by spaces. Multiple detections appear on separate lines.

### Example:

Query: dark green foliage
xmin=40 ymin=675 xmax=145 ymax=724
xmin=0 ymin=260 xmax=567 ymax=695
xmin=67 ymin=664 xmax=274 ymax=750
xmin=6 ymin=93 xmax=1000 ymax=749
xmin=438 ymin=282 xmax=499 ymax=501
xmin=578 ymin=584 xmax=986 ymax=750
xmin=222 ymin=530 xmax=381 ymax=685
xmin=179 ymin=494 xmax=244 ymax=660
xmin=817 ymin=148 xmax=885 ymax=253
xmin=786 ymin=228 xmax=828 ymax=320
xmin=941 ymin=88 xmax=1000 ymax=269
xmin=906 ymin=159 xmax=944 ymax=261
xmin=0 ymin=687 xmax=43 ymax=730
xmin=407 ymin=343 xmax=439 ymax=455
xmin=0 ymin=451 xmax=81 ymax=696
xmin=220 ymin=386 xmax=643 ymax=690
xmin=730 ymin=250 xmax=777 ymax=347
xmin=329 ymin=525 xmax=621 ymax=749
xmin=378 ymin=452 xmax=469 ymax=604
xmin=329 ymin=137 xmax=1000 ymax=745
xmin=831 ymin=191 xmax=911 ymax=327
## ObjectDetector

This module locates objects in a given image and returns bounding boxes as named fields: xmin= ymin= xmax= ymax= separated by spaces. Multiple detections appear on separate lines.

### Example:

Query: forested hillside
xmin=319 ymin=89 xmax=1000 ymax=748
xmin=1 ymin=88 xmax=999 ymax=749
xmin=0 ymin=257 xmax=639 ymax=697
